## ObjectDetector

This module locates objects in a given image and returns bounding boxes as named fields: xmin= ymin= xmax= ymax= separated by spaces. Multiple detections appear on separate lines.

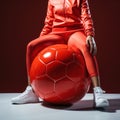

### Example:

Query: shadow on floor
xmin=41 ymin=99 xmax=120 ymax=113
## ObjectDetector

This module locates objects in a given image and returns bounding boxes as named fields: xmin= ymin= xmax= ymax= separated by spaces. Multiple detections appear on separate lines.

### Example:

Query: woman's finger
xmin=92 ymin=43 xmax=97 ymax=55
xmin=89 ymin=39 xmax=94 ymax=54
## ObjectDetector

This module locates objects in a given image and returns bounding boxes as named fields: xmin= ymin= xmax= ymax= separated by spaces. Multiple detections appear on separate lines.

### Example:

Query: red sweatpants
xmin=26 ymin=29 xmax=99 ymax=78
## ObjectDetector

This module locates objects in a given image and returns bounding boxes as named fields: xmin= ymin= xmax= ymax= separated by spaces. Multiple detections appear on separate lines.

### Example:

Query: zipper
xmin=63 ymin=0 xmax=66 ymax=22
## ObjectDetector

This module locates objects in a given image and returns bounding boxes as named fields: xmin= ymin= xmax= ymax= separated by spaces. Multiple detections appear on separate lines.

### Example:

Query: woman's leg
xmin=67 ymin=31 xmax=99 ymax=86
xmin=26 ymin=34 xmax=65 ymax=84
xmin=68 ymin=31 xmax=109 ymax=107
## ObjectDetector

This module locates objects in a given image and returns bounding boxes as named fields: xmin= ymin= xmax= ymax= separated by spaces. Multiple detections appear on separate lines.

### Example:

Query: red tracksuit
xmin=26 ymin=0 xmax=99 ymax=78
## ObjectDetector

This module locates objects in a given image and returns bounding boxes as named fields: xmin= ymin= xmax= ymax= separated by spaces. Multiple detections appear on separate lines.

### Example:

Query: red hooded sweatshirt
xmin=40 ymin=0 xmax=95 ymax=37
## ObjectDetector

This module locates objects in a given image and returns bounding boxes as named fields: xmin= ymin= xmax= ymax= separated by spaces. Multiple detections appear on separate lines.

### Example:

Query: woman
xmin=11 ymin=0 xmax=109 ymax=107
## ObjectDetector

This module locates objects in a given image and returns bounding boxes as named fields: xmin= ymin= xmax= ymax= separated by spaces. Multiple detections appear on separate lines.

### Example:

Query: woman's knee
xmin=26 ymin=38 xmax=40 ymax=52
xmin=71 ymin=42 xmax=89 ymax=54
xmin=27 ymin=41 xmax=35 ymax=51
xmin=68 ymin=37 xmax=89 ymax=53
xmin=27 ymin=36 xmax=48 ymax=49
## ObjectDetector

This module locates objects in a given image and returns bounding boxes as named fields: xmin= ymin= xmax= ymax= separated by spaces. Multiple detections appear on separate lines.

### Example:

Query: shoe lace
xmin=94 ymin=87 xmax=106 ymax=94
xmin=94 ymin=87 xmax=107 ymax=100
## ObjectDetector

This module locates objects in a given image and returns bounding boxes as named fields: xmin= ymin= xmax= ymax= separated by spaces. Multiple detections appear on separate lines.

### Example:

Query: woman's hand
xmin=86 ymin=36 xmax=97 ymax=56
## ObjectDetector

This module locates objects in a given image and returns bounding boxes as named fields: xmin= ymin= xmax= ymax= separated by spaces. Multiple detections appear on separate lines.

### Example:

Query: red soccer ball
xmin=30 ymin=44 xmax=90 ymax=105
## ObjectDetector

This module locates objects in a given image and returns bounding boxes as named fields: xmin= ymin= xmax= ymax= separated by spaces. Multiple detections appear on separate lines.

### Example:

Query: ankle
xmin=93 ymin=87 xmax=105 ymax=93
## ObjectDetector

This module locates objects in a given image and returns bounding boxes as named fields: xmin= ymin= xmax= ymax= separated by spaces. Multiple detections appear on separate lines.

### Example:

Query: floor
xmin=0 ymin=93 xmax=120 ymax=120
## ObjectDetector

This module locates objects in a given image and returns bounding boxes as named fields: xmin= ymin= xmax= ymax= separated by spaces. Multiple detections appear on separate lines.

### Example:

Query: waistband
xmin=52 ymin=26 xmax=83 ymax=32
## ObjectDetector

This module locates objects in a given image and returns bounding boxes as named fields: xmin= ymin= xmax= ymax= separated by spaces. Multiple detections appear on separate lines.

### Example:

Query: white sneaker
xmin=93 ymin=87 xmax=109 ymax=108
xmin=11 ymin=86 xmax=40 ymax=104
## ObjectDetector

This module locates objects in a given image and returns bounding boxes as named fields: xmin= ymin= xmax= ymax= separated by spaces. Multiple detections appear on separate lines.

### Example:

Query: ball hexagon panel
xmin=32 ymin=75 xmax=54 ymax=99
xmin=66 ymin=62 xmax=85 ymax=83
xmin=46 ymin=61 xmax=66 ymax=81
xmin=30 ymin=57 xmax=46 ymax=82
xmin=39 ymin=48 xmax=56 ymax=64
